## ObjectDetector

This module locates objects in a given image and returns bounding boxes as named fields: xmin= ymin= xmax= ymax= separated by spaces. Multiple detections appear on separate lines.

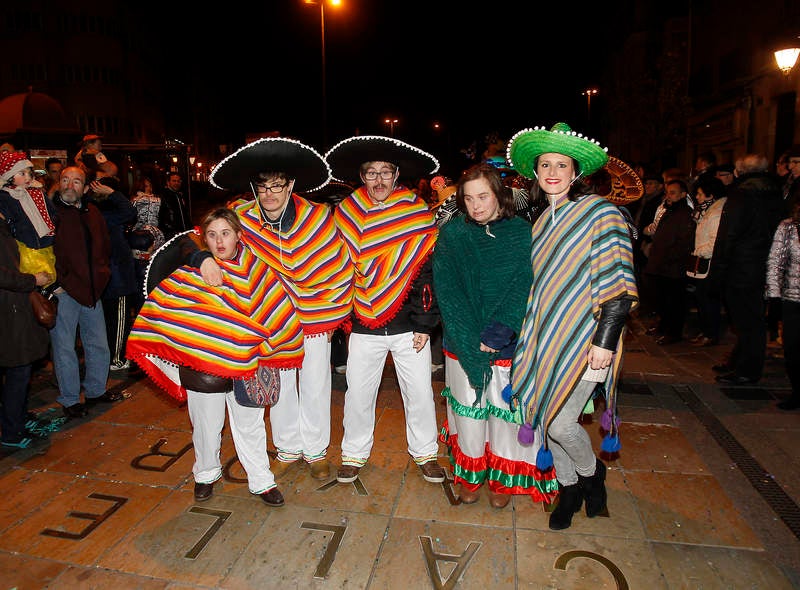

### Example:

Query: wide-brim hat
xmin=210 ymin=137 xmax=331 ymax=193
xmin=325 ymin=135 xmax=439 ymax=183
xmin=507 ymin=122 xmax=608 ymax=179
xmin=592 ymin=156 xmax=644 ymax=206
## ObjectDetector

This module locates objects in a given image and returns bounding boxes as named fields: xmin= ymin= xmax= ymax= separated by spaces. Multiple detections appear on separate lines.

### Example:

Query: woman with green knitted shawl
xmin=433 ymin=163 xmax=558 ymax=509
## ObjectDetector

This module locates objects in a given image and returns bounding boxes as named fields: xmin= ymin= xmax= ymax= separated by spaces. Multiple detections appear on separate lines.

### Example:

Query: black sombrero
xmin=325 ymin=135 xmax=439 ymax=183
xmin=210 ymin=137 xmax=331 ymax=193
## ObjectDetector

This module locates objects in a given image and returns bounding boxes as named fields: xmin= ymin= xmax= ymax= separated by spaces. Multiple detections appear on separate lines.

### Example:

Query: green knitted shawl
xmin=432 ymin=216 xmax=533 ymax=401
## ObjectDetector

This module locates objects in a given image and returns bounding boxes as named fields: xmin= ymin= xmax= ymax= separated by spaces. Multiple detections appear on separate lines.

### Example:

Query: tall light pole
xmin=582 ymin=88 xmax=598 ymax=123
xmin=304 ymin=0 xmax=340 ymax=148
xmin=384 ymin=118 xmax=398 ymax=136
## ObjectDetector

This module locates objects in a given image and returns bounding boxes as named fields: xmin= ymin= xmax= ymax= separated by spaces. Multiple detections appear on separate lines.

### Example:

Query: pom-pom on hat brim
xmin=507 ymin=122 xmax=608 ymax=179
xmin=210 ymin=137 xmax=331 ymax=193
xmin=325 ymin=135 xmax=439 ymax=183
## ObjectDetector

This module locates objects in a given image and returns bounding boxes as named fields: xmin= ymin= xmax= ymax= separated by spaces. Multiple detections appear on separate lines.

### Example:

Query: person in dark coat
xmin=710 ymin=154 xmax=785 ymax=384
xmin=0 ymin=212 xmax=52 ymax=448
xmin=643 ymin=179 xmax=695 ymax=345
xmin=159 ymin=173 xmax=190 ymax=240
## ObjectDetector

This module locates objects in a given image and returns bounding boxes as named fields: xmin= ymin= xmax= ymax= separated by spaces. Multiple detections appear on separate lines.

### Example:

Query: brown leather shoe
xmin=419 ymin=461 xmax=445 ymax=483
xmin=259 ymin=487 xmax=285 ymax=507
xmin=194 ymin=482 xmax=214 ymax=502
xmin=310 ymin=460 xmax=331 ymax=480
xmin=459 ymin=484 xmax=481 ymax=504
xmin=336 ymin=464 xmax=360 ymax=483
xmin=489 ymin=491 xmax=511 ymax=509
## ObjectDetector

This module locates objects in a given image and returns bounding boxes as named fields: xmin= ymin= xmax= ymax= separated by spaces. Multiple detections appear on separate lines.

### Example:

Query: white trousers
xmin=187 ymin=389 xmax=275 ymax=493
xmin=341 ymin=331 xmax=439 ymax=465
xmin=269 ymin=334 xmax=331 ymax=462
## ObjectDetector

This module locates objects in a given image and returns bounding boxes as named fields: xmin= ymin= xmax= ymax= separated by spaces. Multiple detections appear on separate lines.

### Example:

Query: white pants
xmin=341 ymin=332 xmax=439 ymax=465
xmin=187 ymin=389 xmax=275 ymax=493
xmin=269 ymin=334 xmax=331 ymax=462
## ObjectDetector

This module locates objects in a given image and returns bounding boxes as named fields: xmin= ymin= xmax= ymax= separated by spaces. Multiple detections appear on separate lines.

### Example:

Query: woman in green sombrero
xmin=508 ymin=123 xmax=639 ymax=530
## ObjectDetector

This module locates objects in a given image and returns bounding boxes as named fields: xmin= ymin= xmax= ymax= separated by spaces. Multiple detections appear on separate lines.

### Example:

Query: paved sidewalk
xmin=1 ymin=314 xmax=799 ymax=589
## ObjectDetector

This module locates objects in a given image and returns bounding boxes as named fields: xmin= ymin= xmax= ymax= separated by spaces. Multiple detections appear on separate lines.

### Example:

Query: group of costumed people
xmin=124 ymin=122 xmax=639 ymax=531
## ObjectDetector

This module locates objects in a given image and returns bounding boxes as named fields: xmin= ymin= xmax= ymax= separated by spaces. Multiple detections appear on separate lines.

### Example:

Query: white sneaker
xmin=110 ymin=360 xmax=130 ymax=371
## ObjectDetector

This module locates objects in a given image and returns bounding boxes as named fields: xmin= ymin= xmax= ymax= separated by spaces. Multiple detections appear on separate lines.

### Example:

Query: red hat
xmin=0 ymin=151 xmax=33 ymax=186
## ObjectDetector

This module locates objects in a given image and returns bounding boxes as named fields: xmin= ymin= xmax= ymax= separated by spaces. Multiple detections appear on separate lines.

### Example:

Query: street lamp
xmin=775 ymin=46 xmax=800 ymax=76
xmin=582 ymin=88 xmax=598 ymax=122
xmin=303 ymin=0 xmax=341 ymax=148
xmin=384 ymin=118 xmax=398 ymax=137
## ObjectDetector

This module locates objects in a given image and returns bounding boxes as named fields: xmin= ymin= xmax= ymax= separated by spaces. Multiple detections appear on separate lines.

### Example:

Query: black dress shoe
xmin=62 ymin=403 xmax=88 ymax=418
xmin=777 ymin=398 xmax=800 ymax=410
xmin=85 ymin=390 xmax=125 ymax=406
xmin=715 ymin=373 xmax=758 ymax=385
xmin=712 ymin=363 xmax=733 ymax=373
xmin=260 ymin=487 xmax=285 ymax=507
xmin=194 ymin=482 xmax=214 ymax=502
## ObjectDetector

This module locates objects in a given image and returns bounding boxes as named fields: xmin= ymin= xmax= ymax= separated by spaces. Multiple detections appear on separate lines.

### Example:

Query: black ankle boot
xmin=578 ymin=459 xmax=607 ymax=518
xmin=548 ymin=483 xmax=583 ymax=530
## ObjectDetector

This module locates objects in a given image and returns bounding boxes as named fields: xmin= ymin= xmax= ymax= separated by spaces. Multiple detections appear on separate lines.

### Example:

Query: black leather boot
xmin=578 ymin=459 xmax=607 ymax=518
xmin=548 ymin=483 xmax=583 ymax=530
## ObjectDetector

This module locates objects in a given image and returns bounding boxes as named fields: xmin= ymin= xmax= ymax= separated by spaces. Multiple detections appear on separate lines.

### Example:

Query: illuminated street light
xmin=775 ymin=47 xmax=800 ymax=76
xmin=304 ymin=0 xmax=342 ymax=148
xmin=582 ymin=88 xmax=599 ymax=122
xmin=384 ymin=118 xmax=399 ymax=137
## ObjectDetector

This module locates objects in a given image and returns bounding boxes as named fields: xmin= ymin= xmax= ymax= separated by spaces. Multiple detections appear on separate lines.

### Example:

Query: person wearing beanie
xmin=507 ymin=123 xmax=638 ymax=531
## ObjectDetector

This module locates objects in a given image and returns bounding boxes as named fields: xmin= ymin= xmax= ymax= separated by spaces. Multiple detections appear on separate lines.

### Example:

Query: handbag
xmin=233 ymin=365 xmax=281 ymax=408
xmin=686 ymin=254 xmax=711 ymax=279
xmin=30 ymin=288 xmax=57 ymax=329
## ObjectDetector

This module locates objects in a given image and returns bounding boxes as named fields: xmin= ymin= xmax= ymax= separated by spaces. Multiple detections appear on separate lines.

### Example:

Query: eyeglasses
xmin=254 ymin=181 xmax=289 ymax=193
xmin=363 ymin=170 xmax=395 ymax=181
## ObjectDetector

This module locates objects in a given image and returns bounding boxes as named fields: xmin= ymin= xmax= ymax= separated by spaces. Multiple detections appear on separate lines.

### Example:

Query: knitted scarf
xmin=5 ymin=185 xmax=54 ymax=237
xmin=511 ymin=195 xmax=638 ymax=439
xmin=235 ymin=195 xmax=353 ymax=335
xmin=126 ymin=244 xmax=304 ymax=401
xmin=335 ymin=186 xmax=437 ymax=328
xmin=433 ymin=216 xmax=532 ymax=401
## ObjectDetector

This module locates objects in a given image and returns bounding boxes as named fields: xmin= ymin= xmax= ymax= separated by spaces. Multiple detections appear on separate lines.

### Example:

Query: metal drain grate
xmin=673 ymin=384 xmax=800 ymax=539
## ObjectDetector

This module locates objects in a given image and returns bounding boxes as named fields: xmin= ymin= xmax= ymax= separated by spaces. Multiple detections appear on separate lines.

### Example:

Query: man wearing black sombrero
xmin=207 ymin=137 xmax=354 ymax=481
xmin=325 ymin=135 xmax=446 ymax=485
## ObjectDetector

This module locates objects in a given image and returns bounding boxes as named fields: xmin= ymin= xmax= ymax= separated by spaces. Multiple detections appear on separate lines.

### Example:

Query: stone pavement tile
xmin=20 ymin=421 xmax=195 ymax=487
xmin=614 ymin=423 xmax=710 ymax=474
xmin=652 ymin=542 xmax=795 ymax=589
xmin=0 ymin=552 xmax=69 ymax=589
xmin=98 ymin=489 xmax=271 ymax=587
xmin=97 ymin=381 xmax=190 ymax=431
xmin=370 ymin=519 xmax=517 ymax=590
xmin=0 ymin=469 xmax=80 ymax=532
xmin=625 ymin=471 xmax=762 ymax=547
xmin=281 ymin=451 xmax=409 ymax=514
xmin=40 ymin=564 xmax=171 ymax=589
xmin=515 ymin=468 xmax=647 ymax=539
xmin=0 ymin=478 xmax=172 ymax=563
xmin=220 ymin=506 xmax=390 ymax=589
xmin=516 ymin=529 xmax=668 ymax=589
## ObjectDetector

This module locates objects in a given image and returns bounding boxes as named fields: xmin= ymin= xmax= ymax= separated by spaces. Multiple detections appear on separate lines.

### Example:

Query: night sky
xmin=164 ymin=1 xmax=644 ymax=169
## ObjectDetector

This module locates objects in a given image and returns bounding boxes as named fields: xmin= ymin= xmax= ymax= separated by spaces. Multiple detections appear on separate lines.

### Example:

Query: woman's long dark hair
xmin=527 ymin=156 xmax=592 ymax=202
xmin=455 ymin=163 xmax=516 ymax=220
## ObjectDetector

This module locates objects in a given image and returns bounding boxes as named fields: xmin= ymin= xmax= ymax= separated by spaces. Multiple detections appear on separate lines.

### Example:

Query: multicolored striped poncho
xmin=511 ymin=194 xmax=638 ymax=439
xmin=126 ymin=243 xmax=304 ymax=402
xmin=234 ymin=195 xmax=353 ymax=335
xmin=334 ymin=186 xmax=437 ymax=328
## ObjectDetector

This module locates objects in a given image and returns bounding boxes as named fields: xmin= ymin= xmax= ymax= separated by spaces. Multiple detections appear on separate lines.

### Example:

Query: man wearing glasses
xmin=206 ymin=138 xmax=354 ymax=482
xmin=325 ymin=136 xmax=446 ymax=485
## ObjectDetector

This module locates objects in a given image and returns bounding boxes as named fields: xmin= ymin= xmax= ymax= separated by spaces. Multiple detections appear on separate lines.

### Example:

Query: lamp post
xmin=775 ymin=46 xmax=800 ymax=76
xmin=384 ymin=118 xmax=398 ymax=137
xmin=304 ymin=0 xmax=341 ymax=148
xmin=582 ymin=88 xmax=598 ymax=122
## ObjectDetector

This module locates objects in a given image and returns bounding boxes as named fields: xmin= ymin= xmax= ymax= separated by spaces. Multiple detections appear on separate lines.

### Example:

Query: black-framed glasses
xmin=363 ymin=170 xmax=395 ymax=181
xmin=254 ymin=181 xmax=289 ymax=193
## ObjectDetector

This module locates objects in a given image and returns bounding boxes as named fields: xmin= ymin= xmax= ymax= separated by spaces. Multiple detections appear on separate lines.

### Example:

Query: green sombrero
xmin=507 ymin=122 xmax=608 ymax=179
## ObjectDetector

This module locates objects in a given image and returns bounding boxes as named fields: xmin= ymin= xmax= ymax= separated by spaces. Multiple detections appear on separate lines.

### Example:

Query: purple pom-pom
xmin=501 ymin=383 xmax=513 ymax=404
xmin=536 ymin=447 xmax=554 ymax=471
xmin=517 ymin=422 xmax=535 ymax=445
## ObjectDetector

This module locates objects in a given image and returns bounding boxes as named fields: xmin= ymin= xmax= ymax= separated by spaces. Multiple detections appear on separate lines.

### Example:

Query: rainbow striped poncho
xmin=511 ymin=194 xmax=638 ymax=439
xmin=126 ymin=243 xmax=304 ymax=401
xmin=334 ymin=186 xmax=437 ymax=328
xmin=234 ymin=195 xmax=353 ymax=335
